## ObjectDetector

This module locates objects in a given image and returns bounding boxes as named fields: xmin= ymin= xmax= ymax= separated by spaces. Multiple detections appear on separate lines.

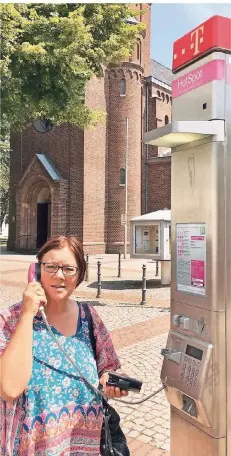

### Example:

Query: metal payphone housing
xmin=144 ymin=14 xmax=231 ymax=456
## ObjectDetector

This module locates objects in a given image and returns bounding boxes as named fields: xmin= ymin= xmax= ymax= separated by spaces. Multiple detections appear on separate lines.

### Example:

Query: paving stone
xmin=153 ymin=433 xmax=166 ymax=442
xmin=153 ymin=425 xmax=167 ymax=434
xmin=128 ymin=430 xmax=140 ymax=438
xmin=128 ymin=439 xmax=143 ymax=452
xmin=133 ymin=417 xmax=147 ymax=425
xmin=146 ymin=449 xmax=165 ymax=456
xmin=160 ymin=442 xmax=171 ymax=451
xmin=134 ymin=435 xmax=153 ymax=451
xmin=143 ymin=429 xmax=156 ymax=437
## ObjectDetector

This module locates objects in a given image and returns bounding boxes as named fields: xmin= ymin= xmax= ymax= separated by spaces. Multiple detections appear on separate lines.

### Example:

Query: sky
xmin=150 ymin=3 xmax=231 ymax=68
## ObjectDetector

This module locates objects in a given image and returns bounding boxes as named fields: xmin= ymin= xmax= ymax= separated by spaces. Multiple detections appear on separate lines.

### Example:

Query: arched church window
xmin=120 ymin=79 xmax=126 ymax=96
xmin=165 ymin=115 xmax=169 ymax=125
xmin=137 ymin=40 xmax=142 ymax=64
xmin=120 ymin=168 xmax=126 ymax=185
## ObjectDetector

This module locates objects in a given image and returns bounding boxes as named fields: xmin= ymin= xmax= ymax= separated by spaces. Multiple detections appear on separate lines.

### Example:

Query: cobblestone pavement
xmin=0 ymin=251 xmax=170 ymax=455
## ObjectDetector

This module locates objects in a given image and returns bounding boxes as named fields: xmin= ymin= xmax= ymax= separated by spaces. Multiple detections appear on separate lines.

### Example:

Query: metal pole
xmin=124 ymin=117 xmax=128 ymax=259
xmin=85 ymin=254 xmax=89 ymax=281
xmin=118 ymin=252 xmax=121 ymax=278
xmin=96 ymin=261 xmax=102 ymax=298
xmin=141 ymin=264 xmax=147 ymax=305
xmin=155 ymin=260 xmax=159 ymax=276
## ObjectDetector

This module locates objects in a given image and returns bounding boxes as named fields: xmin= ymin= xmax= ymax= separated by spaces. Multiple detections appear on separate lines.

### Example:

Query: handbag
xmin=100 ymin=398 xmax=130 ymax=456
xmin=83 ymin=304 xmax=130 ymax=456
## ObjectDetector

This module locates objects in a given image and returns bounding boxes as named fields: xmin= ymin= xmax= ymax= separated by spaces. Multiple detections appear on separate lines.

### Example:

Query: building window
xmin=157 ymin=90 xmax=160 ymax=98
xmin=161 ymin=92 xmax=165 ymax=102
xmin=120 ymin=168 xmax=126 ymax=185
xmin=120 ymin=79 xmax=126 ymax=96
xmin=135 ymin=224 xmax=160 ymax=255
xmin=137 ymin=40 xmax=141 ymax=64
xmin=169 ymin=225 xmax=171 ymax=255
xmin=165 ymin=115 xmax=169 ymax=125
xmin=166 ymin=94 xmax=169 ymax=103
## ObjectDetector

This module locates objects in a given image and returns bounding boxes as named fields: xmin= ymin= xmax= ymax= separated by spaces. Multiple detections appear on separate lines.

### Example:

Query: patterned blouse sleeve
xmin=0 ymin=316 xmax=12 ymax=356
xmin=0 ymin=303 xmax=22 ymax=356
xmin=89 ymin=305 xmax=121 ymax=377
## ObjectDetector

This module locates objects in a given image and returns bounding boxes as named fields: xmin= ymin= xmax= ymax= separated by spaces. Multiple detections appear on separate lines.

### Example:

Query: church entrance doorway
xmin=36 ymin=187 xmax=51 ymax=248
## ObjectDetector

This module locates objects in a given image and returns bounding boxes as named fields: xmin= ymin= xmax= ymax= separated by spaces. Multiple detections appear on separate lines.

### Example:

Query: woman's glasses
xmin=41 ymin=262 xmax=78 ymax=276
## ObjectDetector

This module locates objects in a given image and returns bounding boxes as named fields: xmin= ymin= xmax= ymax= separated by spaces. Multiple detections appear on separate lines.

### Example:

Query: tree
xmin=1 ymin=3 xmax=144 ymax=132
xmin=0 ymin=124 xmax=10 ymax=228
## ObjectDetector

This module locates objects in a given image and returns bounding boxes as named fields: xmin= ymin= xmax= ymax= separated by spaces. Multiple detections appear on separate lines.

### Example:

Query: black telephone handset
xmin=106 ymin=372 xmax=142 ymax=392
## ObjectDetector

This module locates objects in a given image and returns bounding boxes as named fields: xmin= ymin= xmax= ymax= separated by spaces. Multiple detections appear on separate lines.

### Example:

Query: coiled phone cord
xmin=40 ymin=306 xmax=165 ymax=405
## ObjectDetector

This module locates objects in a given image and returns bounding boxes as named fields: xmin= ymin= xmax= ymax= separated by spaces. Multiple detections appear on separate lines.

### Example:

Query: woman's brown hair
xmin=36 ymin=236 xmax=86 ymax=287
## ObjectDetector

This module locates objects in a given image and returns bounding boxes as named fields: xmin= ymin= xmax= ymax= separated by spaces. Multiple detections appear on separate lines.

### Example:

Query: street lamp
xmin=124 ymin=117 xmax=128 ymax=259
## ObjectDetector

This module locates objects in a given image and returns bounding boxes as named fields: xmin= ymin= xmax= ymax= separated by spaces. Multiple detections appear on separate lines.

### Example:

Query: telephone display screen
xmin=186 ymin=344 xmax=203 ymax=360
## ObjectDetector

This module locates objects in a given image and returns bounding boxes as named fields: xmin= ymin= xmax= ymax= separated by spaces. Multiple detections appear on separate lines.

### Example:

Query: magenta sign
xmin=176 ymin=223 xmax=206 ymax=296
xmin=191 ymin=260 xmax=205 ymax=288
xmin=172 ymin=59 xmax=225 ymax=98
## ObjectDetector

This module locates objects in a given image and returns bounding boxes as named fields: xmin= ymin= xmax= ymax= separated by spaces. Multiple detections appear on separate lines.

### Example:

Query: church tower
xmin=106 ymin=3 xmax=151 ymax=252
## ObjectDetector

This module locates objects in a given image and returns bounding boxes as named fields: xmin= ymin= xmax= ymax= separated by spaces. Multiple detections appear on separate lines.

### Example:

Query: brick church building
xmin=8 ymin=4 xmax=172 ymax=254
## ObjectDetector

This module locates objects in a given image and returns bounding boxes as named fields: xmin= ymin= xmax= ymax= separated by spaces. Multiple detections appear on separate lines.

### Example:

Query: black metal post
xmin=96 ymin=261 xmax=102 ymax=298
xmin=117 ymin=252 xmax=121 ymax=278
xmin=155 ymin=260 xmax=159 ymax=276
xmin=141 ymin=264 xmax=147 ymax=305
xmin=85 ymin=254 xmax=89 ymax=281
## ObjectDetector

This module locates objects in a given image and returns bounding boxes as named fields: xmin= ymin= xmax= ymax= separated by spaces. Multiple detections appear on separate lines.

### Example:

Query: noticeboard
xmin=176 ymin=223 xmax=206 ymax=296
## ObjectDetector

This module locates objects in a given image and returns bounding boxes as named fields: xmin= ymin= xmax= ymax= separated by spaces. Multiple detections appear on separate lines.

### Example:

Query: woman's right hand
xmin=22 ymin=282 xmax=47 ymax=317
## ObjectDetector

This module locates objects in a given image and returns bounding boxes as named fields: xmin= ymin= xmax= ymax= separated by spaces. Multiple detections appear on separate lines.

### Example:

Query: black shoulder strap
xmin=81 ymin=303 xmax=97 ymax=358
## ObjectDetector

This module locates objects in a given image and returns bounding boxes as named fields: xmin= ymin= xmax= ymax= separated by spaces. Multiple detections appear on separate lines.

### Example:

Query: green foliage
xmin=1 ymin=3 xmax=144 ymax=131
xmin=0 ymin=123 xmax=10 ymax=227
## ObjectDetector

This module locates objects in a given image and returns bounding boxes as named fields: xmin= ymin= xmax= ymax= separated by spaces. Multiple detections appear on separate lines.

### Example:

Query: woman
xmin=0 ymin=235 xmax=128 ymax=455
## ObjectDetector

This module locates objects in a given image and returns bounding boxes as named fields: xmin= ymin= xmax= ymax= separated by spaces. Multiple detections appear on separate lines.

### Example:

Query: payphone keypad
xmin=161 ymin=330 xmax=213 ymax=428
xmin=180 ymin=355 xmax=201 ymax=389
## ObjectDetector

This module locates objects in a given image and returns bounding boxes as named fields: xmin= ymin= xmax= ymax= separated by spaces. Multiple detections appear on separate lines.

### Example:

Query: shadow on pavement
xmin=0 ymin=246 xmax=15 ymax=255
xmin=87 ymin=279 xmax=170 ymax=290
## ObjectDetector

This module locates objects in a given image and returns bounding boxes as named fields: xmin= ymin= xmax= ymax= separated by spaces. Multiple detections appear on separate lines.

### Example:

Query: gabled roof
xmin=18 ymin=153 xmax=64 ymax=187
xmin=151 ymin=60 xmax=172 ymax=87
xmin=131 ymin=209 xmax=171 ymax=222
xmin=36 ymin=154 xmax=62 ymax=181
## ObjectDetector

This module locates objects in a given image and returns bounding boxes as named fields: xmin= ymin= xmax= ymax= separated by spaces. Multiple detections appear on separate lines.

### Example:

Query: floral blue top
xmin=0 ymin=302 xmax=121 ymax=456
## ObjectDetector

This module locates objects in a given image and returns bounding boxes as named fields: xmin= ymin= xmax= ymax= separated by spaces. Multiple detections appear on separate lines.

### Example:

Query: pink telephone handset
xmin=28 ymin=263 xmax=41 ymax=283
xmin=27 ymin=263 xmax=44 ymax=312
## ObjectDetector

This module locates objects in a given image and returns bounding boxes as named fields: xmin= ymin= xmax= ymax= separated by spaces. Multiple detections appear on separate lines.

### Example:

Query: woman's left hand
xmin=99 ymin=372 xmax=128 ymax=399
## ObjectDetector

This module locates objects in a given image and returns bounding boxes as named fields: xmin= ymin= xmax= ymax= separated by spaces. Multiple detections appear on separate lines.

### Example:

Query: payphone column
xmin=160 ymin=16 xmax=231 ymax=456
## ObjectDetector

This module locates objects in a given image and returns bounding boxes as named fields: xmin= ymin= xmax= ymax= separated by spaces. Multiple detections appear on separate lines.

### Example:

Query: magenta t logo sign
xmin=190 ymin=26 xmax=204 ymax=56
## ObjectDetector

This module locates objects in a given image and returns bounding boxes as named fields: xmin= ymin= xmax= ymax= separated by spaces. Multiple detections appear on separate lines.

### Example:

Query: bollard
xmin=85 ymin=254 xmax=89 ymax=281
xmin=117 ymin=252 xmax=121 ymax=278
xmin=155 ymin=260 xmax=159 ymax=276
xmin=96 ymin=261 xmax=102 ymax=298
xmin=141 ymin=264 xmax=147 ymax=305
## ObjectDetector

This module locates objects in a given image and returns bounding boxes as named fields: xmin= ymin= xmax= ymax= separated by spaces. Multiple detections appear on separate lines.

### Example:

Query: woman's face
xmin=40 ymin=246 xmax=79 ymax=302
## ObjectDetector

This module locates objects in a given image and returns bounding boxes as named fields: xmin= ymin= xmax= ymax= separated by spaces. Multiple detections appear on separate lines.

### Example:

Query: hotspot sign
xmin=172 ymin=59 xmax=225 ymax=98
